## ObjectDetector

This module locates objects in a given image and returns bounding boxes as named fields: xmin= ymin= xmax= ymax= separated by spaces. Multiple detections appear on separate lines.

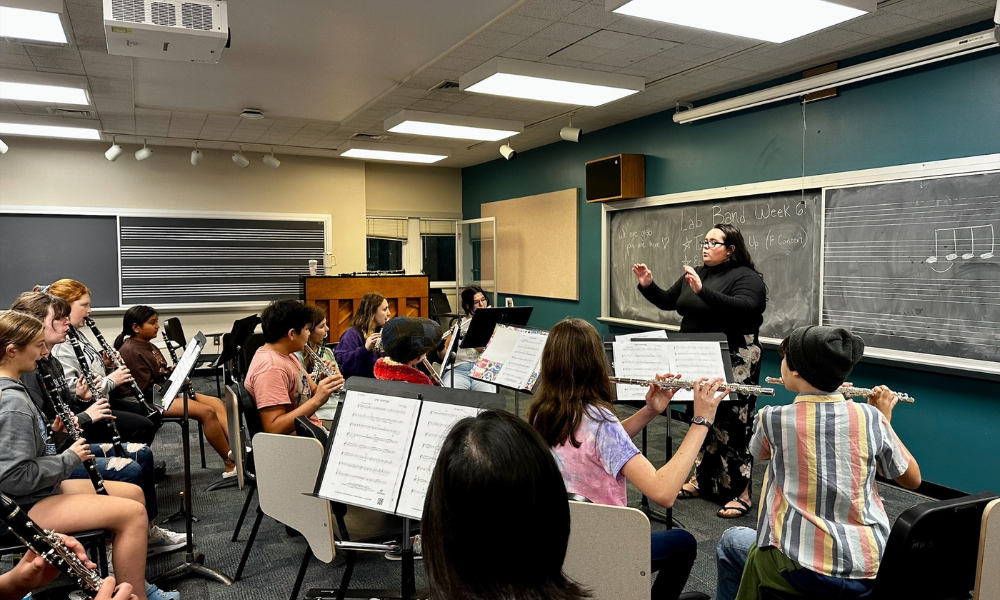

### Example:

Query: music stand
xmin=150 ymin=333 xmax=234 ymax=587
xmin=212 ymin=314 xmax=261 ymax=372
xmin=460 ymin=306 xmax=532 ymax=349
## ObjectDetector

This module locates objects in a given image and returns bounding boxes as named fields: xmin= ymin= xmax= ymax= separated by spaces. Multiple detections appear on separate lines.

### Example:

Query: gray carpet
xmin=115 ymin=380 xmax=929 ymax=599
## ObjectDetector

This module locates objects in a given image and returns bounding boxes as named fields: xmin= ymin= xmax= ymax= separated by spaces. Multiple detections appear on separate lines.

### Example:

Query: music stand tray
xmin=460 ymin=306 xmax=533 ymax=349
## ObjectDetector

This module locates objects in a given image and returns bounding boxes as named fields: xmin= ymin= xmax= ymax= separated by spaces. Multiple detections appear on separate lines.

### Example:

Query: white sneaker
xmin=147 ymin=525 xmax=186 ymax=556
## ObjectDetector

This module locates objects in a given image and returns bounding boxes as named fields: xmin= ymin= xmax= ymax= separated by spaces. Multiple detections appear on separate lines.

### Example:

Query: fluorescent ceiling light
xmin=460 ymin=58 xmax=644 ymax=106
xmin=674 ymin=28 xmax=999 ymax=123
xmin=0 ymin=82 xmax=88 ymax=105
xmin=385 ymin=110 xmax=523 ymax=141
xmin=607 ymin=0 xmax=874 ymax=44
xmin=0 ymin=122 xmax=100 ymax=140
xmin=339 ymin=140 xmax=449 ymax=164
xmin=0 ymin=0 xmax=68 ymax=45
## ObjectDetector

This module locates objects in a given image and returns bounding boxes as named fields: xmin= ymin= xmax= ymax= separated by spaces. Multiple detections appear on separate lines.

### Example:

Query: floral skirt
xmin=692 ymin=334 xmax=762 ymax=501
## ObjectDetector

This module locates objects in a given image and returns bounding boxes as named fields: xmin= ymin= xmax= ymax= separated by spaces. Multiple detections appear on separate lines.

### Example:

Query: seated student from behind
xmin=373 ymin=317 xmax=443 ymax=386
xmin=245 ymin=300 xmax=344 ymax=435
xmin=735 ymin=326 xmax=920 ymax=600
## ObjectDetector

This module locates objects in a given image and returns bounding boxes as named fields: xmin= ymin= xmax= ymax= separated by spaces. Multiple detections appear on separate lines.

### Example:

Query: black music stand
xmin=150 ymin=332 xmax=234 ymax=587
xmin=459 ymin=306 xmax=532 ymax=349
xmin=604 ymin=332 xmax=734 ymax=528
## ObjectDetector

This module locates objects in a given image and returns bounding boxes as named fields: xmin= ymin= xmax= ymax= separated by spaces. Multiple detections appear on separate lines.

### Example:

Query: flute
xmin=83 ymin=317 xmax=158 ymax=417
xmin=610 ymin=376 xmax=775 ymax=396
xmin=0 ymin=493 xmax=105 ymax=599
xmin=303 ymin=344 xmax=342 ymax=379
xmin=36 ymin=362 xmax=109 ymax=495
xmin=764 ymin=377 xmax=914 ymax=403
xmin=66 ymin=328 xmax=128 ymax=458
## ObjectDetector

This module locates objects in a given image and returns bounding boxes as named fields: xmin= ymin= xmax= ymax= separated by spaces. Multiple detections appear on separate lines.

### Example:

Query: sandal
xmin=717 ymin=498 xmax=752 ymax=519
xmin=676 ymin=483 xmax=700 ymax=499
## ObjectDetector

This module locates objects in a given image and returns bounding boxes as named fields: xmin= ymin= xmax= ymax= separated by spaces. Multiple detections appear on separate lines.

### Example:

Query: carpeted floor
xmin=18 ymin=377 xmax=930 ymax=600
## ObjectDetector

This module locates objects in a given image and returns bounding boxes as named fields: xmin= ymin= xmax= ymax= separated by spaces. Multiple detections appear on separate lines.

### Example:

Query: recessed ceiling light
xmin=0 ymin=69 xmax=91 ymax=106
xmin=460 ymin=58 xmax=644 ymax=106
xmin=606 ymin=0 xmax=875 ymax=44
xmin=0 ymin=122 xmax=100 ymax=140
xmin=0 ymin=1 xmax=68 ymax=45
xmin=384 ymin=110 xmax=523 ymax=141
xmin=339 ymin=140 xmax=449 ymax=164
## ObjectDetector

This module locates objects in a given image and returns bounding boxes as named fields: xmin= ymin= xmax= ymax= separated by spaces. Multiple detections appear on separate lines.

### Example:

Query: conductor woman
xmin=632 ymin=223 xmax=766 ymax=519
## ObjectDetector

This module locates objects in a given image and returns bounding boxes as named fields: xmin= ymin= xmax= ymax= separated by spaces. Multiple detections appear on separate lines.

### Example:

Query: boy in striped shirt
xmin=735 ymin=326 xmax=921 ymax=600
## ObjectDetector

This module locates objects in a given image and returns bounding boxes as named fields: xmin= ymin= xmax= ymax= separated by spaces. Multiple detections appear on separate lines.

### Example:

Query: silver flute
xmin=764 ymin=377 xmax=914 ymax=403
xmin=610 ymin=376 xmax=775 ymax=396
xmin=303 ymin=344 xmax=342 ymax=379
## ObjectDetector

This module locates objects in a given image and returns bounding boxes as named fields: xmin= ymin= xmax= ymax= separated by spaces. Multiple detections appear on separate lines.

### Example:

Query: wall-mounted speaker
xmin=585 ymin=153 xmax=644 ymax=203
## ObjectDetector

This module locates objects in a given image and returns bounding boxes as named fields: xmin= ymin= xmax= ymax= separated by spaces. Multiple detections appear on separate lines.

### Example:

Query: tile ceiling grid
xmin=0 ymin=0 xmax=994 ymax=165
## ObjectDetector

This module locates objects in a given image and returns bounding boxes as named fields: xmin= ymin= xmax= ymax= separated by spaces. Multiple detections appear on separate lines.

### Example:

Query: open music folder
xmin=469 ymin=324 xmax=548 ymax=393
xmin=315 ymin=389 xmax=479 ymax=520
xmin=612 ymin=340 xmax=729 ymax=402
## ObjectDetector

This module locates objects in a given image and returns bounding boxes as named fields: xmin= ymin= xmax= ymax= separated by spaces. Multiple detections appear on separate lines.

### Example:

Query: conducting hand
xmin=69 ymin=439 xmax=94 ymax=463
xmin=692 ymin=377 xmax=728 ymax=423
xmin=364 ymin=333 xmax=381 ymax=352
xmin=867 ymin=385 xmax=898 ymax=422
xmin=85 ymin=398 xmax=114 ymax=423
xmin=645 ymin=373 xmax=681 ymax=414
xmin=75 ymin=374 xmax=93 ymax=401
xmin=683 ymin=265 xmax=703 ymax=294
xmin=108 ymin=366 xmax=131 ymax=387
xmin=632 ymin=263 xmax=653 ymax=288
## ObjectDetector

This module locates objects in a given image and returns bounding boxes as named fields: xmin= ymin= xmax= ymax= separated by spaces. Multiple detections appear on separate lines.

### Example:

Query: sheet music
xmin=664 ymin=342 xmax=727 ymax=401
xmin=396 ymin=403 xmax=480 ymax=520
xmin=318 ymin=391 xmax=420 ymax=514
xmin=493 ymin=328 xmax=547 ymax=391
xmin=159 ymin=333 xmax=205 ymax=410
xmin=612 ymin=342 xmax=673 ymax=401
xmin=439 ymin=322 xmax=461 ymax=377
xmin=614 ymin=330 xmax=668 ymax=342
xmin=477 ymin=325 xmax=519 ymax=362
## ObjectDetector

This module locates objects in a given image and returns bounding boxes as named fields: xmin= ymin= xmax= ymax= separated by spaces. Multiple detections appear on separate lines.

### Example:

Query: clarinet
xmin=65 ymin=328 xmax=127 ymax=458
xmin=161 ymin=331 xmax=198 ymax=401
xmin=36 ymin=363 xmax=108 ymax=496
xmin=83 ymin=317 xmax=158 ymax=417
xmin=0 ymin=493 xmax=105 ymax=599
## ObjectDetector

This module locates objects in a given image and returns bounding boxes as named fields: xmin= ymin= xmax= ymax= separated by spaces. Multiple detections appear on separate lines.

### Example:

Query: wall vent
xmin=350 ymin=133 xmax=389 ymax=141
xmin=430 ymin=80 xmax=460 ymax=91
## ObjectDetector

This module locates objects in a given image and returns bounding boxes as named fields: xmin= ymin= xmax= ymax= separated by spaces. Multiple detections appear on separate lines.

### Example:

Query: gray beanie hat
xmin=786 ymin=326 xmax=864 ymax=392
xmin=380 ymin=316 xmax=443 ymax=364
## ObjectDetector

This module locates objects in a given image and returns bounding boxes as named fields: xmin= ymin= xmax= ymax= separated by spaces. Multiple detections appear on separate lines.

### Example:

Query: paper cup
xmin=309 ymin=259 xmax=318 ymax=275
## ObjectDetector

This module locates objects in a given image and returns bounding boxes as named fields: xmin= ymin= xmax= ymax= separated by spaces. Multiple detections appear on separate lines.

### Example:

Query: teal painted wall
xmin=461 ymin=28 xmax=1000 ymax=494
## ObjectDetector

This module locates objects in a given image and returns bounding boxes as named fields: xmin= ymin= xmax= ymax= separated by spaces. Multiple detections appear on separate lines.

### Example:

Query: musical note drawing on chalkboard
xmin=925 ymin=224 xmax=995 ymax=272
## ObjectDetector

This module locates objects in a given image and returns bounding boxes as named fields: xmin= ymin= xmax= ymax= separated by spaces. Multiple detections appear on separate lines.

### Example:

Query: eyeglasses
xmin=702 ymin=240 xmax=727 ymax=249
xmin=474 ymin=297 xmax=488 ymax=306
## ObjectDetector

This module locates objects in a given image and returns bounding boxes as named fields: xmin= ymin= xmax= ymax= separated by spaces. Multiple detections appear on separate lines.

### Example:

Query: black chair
xmin=428 ymin=290 xmax=458 ymax=325
xmin=236 ymin=333 xmax=266 ymax=386
xmin=758 ymin=491 xmax=999 ymax=600
xmin=231 ymin=381 xmax=263 ymax=547
xmin=0 ymin=527 xmax=110 ymax=578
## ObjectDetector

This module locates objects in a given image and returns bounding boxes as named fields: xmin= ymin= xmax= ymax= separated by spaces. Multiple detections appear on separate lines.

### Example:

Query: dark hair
xmin=712 ymin=224 xmax=766 ymax=293
xmin=422 ymin=410 xmax=590 ymax=600
xmin=10 ymin=291 xmax=70 ymax=322
xmin=303 ymin=305 xmax=329 ymax=372
xmin=261 ymin=300 xmax=314 ymax=344
xmin=778 ymin=336 xmax=795 ymax=372
xmin=114 ymin=305 xmax=158 ymax=348
xmin=351 ymin=293 xmax=386 ymax=337
xmin=459 ymin=286 xmax=488 ymax=317
xmin=527 ymin=318 xmax=615 ymax=449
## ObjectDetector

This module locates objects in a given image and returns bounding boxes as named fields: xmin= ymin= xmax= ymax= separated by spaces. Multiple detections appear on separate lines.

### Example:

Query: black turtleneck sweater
xmin=637 ymin=262 xmax=766 ymax=348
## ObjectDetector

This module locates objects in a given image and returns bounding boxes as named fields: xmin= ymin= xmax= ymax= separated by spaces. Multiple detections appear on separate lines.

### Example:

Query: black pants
xmin=81 ymin=400 xmax=158 ymax=446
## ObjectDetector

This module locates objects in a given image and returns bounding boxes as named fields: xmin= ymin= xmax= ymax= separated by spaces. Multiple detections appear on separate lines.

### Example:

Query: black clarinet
xmin=0 ymin=493 xmax=105 ymax=599
xmin=162 ymin=331 xmax=198 ymax=401
xmin=65 ymin=328 xmax=127 ymax=458
xmin=83 ymin=317 xmax=159 ymax=417
xmin=36 ymin=362 xmax=109 ymax=496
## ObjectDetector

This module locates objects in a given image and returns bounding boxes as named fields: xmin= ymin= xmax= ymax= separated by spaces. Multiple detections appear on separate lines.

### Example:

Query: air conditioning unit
xmin=103 ymin=0 xmax=228 ymax=63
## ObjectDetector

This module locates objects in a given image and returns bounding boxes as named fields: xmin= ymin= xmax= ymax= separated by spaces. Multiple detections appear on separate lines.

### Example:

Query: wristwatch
xmin=691 ymin=416 xmax=713 ymax=429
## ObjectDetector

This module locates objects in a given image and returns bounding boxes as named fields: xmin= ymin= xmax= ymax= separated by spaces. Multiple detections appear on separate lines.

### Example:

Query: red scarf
xmin=373 ymin=358 xmax=434 ymax=386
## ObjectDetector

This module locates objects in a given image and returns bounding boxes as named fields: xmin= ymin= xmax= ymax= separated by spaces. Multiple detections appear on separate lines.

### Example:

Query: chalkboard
xmin=0 ymin=214 xmax=120 ymax=308
xmin=823 ymin=172 xmax=1000 ymax=364
xmin=120 ymin=217 xmax=325 ymax=305
xmin=608 ymin=190 xmax=822 ymax=339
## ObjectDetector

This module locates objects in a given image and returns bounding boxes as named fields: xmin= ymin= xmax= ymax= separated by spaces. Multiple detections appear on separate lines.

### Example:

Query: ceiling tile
xmin=576 ymin=30 xmax=643 ymax=50
xmin=535 ymin=21 xmax=599 ymax=43
xmin=0 ymin=41 xmax=28 ymax=55
xmin=801 ymin=28 xmax=876 ymax=49
xmin=604 ymin=17 xmax=666 ymax=37
xmin=448 ymin=44 xmax=500 ymax=61
xmin=0 ymin=53 xmax=34 ymax=68
xmin=839 ymin=11 xmax=924 ymax=37
xmin=589 ymin=49 xmax=648 ymax=67
xmin=515 ymin=0 xmax=586 ymax=21
xmin=550 ymin=43 xmax=608 ymax=61
xmin=491 ymin=14 xmax=553 ymax=36
xmin=619 ymin=37 xmax=680 ymax=56
xmin=467 ymin=30 xmax=528 ymax=52
xmin=562 ymin=4 xmax=624 ymax=28
xmin=648 ymin=24 xmax=708 ymax=44
xmin=504 ymin=36 xmax=570 ymax=58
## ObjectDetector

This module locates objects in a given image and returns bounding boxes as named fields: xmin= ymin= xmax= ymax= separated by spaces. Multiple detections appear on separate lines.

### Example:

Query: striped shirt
xmin=749 ymin=393 xmax=910 ymax=579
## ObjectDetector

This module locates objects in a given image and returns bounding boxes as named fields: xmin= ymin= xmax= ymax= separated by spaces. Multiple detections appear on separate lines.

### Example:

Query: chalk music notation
xmin=925 ymin=224 xmax=995 ymax=272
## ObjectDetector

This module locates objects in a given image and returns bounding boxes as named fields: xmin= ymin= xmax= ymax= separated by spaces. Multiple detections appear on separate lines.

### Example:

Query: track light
xmin=499 ymin=142 xmax=516 ymax=161
xmin=0 ymin=137 xmax=7 ymax=154
xmin=559 ymin=116 xmax=582 ymax=142
xmin=232 ymin=145 xmax=249 ymax=168
xmin=134 ymin=140 xmax=152 ymax=161
xmin=262 ymin=148 xmax=280 ymax=169
xmin=104 ymin=137 xmax=122 ymax=161
xmin=190 ymin=143 xmax=202 ymax=166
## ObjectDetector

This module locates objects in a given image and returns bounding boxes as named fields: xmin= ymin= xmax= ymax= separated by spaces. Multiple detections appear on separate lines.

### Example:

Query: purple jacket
xmin=334 ymin=327 xmax=380 ymax=380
